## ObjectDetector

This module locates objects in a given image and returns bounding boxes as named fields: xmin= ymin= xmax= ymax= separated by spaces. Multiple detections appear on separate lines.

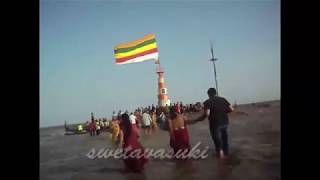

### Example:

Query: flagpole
xmin=156 ymin=58 xmax=162 ymax=106
xmin=212 ymin=59 xmax=218 ymax=96
xmin=210 ymin=41 xmax=219 ymax=96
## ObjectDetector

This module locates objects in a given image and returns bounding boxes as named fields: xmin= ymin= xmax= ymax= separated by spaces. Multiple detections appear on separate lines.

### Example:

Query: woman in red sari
xmin=119 ymin=113 xmax=148 ymax=172
xmin=168 ymin=107 xmax=197 ymax=159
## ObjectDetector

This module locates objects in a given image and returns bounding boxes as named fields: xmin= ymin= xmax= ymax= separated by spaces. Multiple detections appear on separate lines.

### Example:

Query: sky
xmin=40 ymin=0 xmax=280 ymax=127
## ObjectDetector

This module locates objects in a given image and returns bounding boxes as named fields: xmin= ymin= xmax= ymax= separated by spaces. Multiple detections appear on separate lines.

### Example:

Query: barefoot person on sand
xmin=195 ymin=88 xmax=234 ymax=159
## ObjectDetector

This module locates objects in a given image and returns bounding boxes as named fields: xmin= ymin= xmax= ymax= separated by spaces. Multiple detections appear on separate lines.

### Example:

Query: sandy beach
xmin=40 ymin=100 xmax=280 ymax=180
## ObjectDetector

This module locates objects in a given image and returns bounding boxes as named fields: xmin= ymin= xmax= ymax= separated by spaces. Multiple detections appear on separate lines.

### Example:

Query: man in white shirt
xmin=142 ymin=110 xmax=152 ymax=135
xmin=159 ymin=111 xmax=166 ymax=129
xmin=129 ymin=112 xmax=140 ymax=137
xmin=129 ymin=113 xmax=137 ymax=124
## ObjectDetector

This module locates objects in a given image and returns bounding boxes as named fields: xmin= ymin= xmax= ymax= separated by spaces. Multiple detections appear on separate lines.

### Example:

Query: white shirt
xmin=129 ymin=114 xmax=137 ymax=124
xmin=142 ymin=113 xmax=151 ymax=126
xmin=160 ymin=113 xmax=166 ymax=121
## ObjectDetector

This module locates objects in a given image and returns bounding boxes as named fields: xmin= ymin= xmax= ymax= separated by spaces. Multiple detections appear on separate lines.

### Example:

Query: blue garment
xmin=209 ymin=124 xmax=229 ymax=156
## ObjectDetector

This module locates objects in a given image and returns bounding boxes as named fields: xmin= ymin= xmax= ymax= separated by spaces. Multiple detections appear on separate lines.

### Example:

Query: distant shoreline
xmin=40 ymin=125 xmax=64 ymax=130
xmin=39 ymin=99 xmax=280 ymax=129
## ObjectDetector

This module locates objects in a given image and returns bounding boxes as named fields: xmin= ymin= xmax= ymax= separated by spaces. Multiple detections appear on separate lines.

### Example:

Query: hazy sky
xmin=40 ymin=0 xmax=280 ymax=127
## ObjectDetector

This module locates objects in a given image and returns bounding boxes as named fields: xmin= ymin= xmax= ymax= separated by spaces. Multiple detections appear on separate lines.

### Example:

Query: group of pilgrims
xmin=85 ymin=102 xmax=202 ymax=137
xmin=84 ymin=88 xmax=234 ymax=173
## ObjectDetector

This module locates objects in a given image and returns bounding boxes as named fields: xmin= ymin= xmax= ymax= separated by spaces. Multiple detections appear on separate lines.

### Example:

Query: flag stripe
xmin=114 ymin=33 xmax=155 ymax=49
xmin=115 ymin=42 xmax=157 ymax=58
xmin=116 ymin=53 xmax=159 ymax=65
xmin=114 ymin=38 xmax=156 ymax=54
xmin=116 ymin=48 xmax=158 ymax=63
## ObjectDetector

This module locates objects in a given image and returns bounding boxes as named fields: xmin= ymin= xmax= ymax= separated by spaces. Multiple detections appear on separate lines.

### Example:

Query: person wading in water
xmin=194 ymin=88 xmax=234 ymax=159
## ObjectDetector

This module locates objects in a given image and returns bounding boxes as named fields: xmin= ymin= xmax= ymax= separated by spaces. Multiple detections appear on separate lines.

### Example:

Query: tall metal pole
xmin=210 ymin=42 xmax=219 ymax=96
xmin=212 ymin=60 xmax=219 ymax=96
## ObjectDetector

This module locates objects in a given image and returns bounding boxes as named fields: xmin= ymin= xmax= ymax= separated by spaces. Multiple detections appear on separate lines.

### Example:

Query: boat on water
xmin=64 ymin=123 xmax=88 ymax=135
xmin=63 ymin=121 xmax=110 ymax=135
xmin=64 ymin=130 xmax=88 ymax=135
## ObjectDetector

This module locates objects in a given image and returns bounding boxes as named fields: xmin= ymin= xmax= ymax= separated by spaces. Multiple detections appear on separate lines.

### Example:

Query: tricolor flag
xmin=114 ymin=33 xmax=159 ymax=65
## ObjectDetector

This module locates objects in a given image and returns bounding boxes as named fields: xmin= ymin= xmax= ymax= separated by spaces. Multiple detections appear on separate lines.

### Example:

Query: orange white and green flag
xmin=114 ymin=33 xmax=159 ymax=65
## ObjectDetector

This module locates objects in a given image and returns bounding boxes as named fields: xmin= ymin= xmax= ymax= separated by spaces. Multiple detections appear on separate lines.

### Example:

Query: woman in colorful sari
xmin=119 ymin=113 xmax=148 ymax=173
xmin=110 ymin=116 xmax=121 ymax=146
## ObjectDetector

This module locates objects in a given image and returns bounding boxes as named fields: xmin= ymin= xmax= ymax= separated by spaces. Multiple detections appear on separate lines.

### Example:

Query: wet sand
xmin=40 ymin=100 xmax=280 ymax=180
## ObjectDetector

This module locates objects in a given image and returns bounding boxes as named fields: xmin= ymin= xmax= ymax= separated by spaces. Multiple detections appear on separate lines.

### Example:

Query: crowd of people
xmin=108 ymin=101 xmax=203 ymax=137
xmin=106 ymin=103 xmax=197 ymax=172
xmin=85 ymin=112 xmax=110 ymax=136
xmin=82 ymin=89 xmax=234 ymax=173
xmin=82 ymin=102 xmax=203 ymax=137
